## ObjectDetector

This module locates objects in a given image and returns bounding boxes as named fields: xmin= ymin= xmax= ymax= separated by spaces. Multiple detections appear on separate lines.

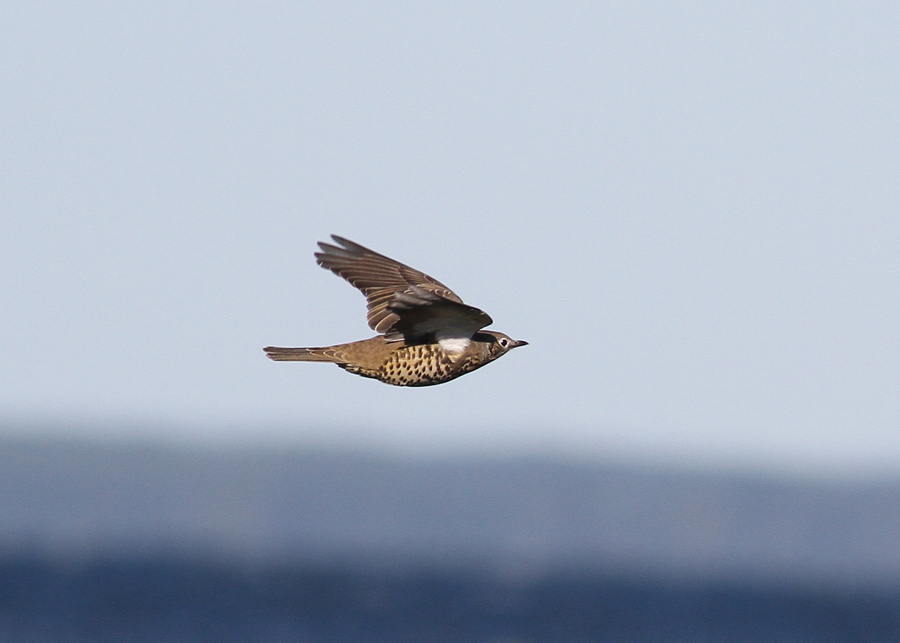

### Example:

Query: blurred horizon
xmin=5 ymin=413 xmax=900 ymax=482
xmin=5 ymin=428 xmax=900 ymax=640
xmin=3 ymin=428 xmax=900 ymax=579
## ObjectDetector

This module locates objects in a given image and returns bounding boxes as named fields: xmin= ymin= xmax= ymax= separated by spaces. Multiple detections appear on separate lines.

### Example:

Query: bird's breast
xmin=377 ymin=342 xmax=478 ymax=387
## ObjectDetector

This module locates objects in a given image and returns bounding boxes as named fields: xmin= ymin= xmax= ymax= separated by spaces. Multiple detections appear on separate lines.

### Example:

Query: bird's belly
xmin=377 ymin=344 xmax=474 ymax=387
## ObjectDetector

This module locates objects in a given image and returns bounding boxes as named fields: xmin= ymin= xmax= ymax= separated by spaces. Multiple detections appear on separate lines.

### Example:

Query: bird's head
xmin=476 ymin=331 xmax=529 ymax=359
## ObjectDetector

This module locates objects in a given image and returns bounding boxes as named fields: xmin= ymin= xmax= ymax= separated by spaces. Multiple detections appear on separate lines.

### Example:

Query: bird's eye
xmin=499 ymin=338 xmax=509 ymax=348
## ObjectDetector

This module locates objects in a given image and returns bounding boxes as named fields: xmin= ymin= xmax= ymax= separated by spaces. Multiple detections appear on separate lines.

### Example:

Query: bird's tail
xmin=263 ymin=346 xmax=343 ymax=362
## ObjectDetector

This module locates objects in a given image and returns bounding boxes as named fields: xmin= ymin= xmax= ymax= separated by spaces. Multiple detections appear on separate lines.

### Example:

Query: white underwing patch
xmin=438 ymin=337 xmax=470 ymax=353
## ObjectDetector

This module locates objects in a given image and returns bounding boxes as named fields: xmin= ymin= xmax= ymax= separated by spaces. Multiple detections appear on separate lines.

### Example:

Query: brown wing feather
xmin=315 ymin=235 xmax=492 ymax=341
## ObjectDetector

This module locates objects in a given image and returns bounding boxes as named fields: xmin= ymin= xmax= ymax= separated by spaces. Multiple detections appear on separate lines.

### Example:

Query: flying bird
xmin=264 ymin=235 xmax=527 ymax=386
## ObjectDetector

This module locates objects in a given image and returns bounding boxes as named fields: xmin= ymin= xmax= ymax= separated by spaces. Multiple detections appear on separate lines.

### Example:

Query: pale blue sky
xmin=2 ymin=3 xmax=899 ymax=476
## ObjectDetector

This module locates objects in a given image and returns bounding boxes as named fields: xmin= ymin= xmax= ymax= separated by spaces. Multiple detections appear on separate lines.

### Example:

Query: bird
xmin=264 ymin=235 xmax=527 ymax=386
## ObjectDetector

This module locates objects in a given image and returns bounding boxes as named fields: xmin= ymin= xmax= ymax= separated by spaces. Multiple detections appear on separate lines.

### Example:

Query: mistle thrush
xmin=264 ymin=235 xmax=527 ymax=386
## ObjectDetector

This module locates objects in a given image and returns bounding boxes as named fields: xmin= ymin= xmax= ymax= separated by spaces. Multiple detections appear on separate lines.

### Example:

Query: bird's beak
xmin=513 ymin=339 xmax=528 ymax=348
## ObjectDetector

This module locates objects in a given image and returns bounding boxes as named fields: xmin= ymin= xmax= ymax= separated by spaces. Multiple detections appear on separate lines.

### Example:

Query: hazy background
xmin=3 ymin=5 xmax=900 ymax=640
xmin=2 ymin=2 xmax=899 ymax=477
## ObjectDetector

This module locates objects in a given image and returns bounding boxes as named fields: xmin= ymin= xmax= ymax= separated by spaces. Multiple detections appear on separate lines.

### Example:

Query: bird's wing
xmin=315 ymin=235 xmax=493 ymax=341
